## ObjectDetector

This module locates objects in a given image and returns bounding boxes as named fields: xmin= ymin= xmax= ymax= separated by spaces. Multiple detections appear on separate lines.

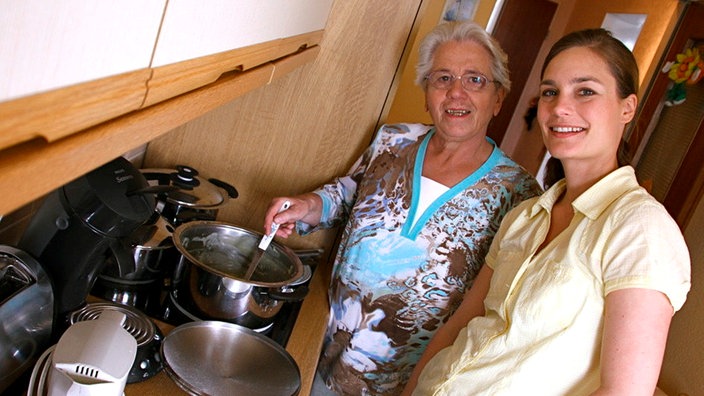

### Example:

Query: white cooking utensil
xmin=243 ymin=200 xmax=291 ymax=280
xmin=46 ymin=310 xmax=137 ymax=396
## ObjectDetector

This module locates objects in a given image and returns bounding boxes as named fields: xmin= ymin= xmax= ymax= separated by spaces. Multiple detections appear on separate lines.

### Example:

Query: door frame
xmin=629 ymin=2 xmax=704 ymax=228
xmin=486 ymin=0 xmax=557 ymax=145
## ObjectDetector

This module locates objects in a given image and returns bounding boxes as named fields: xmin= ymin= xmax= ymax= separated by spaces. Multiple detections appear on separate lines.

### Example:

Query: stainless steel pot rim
xmin=161 ymin=320 xmax=300 ymax=396
xmin=172 ymin=221 xmax=303 ymax=287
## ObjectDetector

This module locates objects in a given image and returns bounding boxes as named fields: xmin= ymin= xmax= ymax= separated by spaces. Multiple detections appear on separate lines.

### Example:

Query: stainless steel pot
xmin=92 ymin=213 xmax=175 ymax=314
xmin=171 ymin=221 xmax=307 ymax=329
xmin=141 ymin=166 xmax=238 ymax=227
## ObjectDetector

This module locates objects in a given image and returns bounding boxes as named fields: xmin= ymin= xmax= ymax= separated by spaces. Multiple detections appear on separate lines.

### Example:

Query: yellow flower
xmin=668 ymin=47 xmax=701 ymax=84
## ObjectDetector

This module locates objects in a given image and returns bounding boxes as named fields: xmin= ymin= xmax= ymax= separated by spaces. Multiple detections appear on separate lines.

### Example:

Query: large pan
xmin=171 ymin=221 xmax=307 ymax=329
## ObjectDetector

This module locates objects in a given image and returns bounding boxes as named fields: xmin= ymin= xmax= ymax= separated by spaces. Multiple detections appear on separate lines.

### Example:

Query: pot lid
xmin=171 ymin=221 xmax=303 ymax=287
xmin=162 ymin=321 xmax=300 ymax=396
xmin=140 ymin=165 xmax=238 ymax=209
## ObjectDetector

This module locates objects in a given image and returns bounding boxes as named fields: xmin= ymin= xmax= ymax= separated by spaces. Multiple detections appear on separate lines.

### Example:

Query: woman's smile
xmin=445 ymin=108 xmax=471 ymax=117
xmin=549 ymin=126 xmax=585 ymax=133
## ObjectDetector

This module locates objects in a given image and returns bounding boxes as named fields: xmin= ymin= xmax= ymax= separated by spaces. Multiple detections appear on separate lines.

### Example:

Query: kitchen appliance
xmin=91 ymin=165 xmax=238 ymax=314
xmin=161 ymin=321 xmax=301 ymax=396
xmin=169 ymin=221 xmax=308 ymax=330
xmin=45 ymin=310 xmax=136 ymax=396
xmin=18 ymin=156 xmax=155 ymax=337
xmin=0 ymin=245 xmax=54 ymax=394
xmin=69 ymin=302 xmax=163 ymax=384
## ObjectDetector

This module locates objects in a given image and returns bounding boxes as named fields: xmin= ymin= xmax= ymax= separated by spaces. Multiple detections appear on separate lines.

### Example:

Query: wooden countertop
xmin=125 ymin=258 xmax=331 ymax=396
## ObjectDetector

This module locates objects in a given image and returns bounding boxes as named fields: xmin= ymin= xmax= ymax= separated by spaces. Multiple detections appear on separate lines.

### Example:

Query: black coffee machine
xmin=18 ymin=157 xmax=155 ymax=338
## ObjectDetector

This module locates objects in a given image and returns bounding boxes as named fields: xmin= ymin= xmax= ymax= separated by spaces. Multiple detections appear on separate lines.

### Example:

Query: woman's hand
xmin=263 ymin=193 xmax=323 ymax=238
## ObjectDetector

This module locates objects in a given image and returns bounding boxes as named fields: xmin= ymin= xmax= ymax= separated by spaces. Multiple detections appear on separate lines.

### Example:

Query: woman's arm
xmin=402 ymin=264 xmax=494 ymax=395
xmin=591 ymin=288 xmax=673 ymax=396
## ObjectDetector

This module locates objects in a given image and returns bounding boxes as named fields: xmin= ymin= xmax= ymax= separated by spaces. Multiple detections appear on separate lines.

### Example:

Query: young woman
xmin=403 ymin=28 xmax=691 ymax=396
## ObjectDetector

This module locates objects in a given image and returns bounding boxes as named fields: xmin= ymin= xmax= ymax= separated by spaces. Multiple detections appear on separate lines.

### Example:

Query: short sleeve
xmin=602 ymin=201 xmax=691 ymax=312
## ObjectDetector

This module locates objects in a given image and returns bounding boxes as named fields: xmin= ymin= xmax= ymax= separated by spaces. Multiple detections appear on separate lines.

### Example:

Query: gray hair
xmin=415 ymin=21 xmax=511 ymax=93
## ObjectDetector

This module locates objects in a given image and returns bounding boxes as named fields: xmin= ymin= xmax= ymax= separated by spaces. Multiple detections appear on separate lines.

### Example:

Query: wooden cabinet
xmin=0 ymin=0 xmax=166 ymax=150
xmin=0 ymin=1 xmax=333 ymax=215
xmin=0 ymin=0 xmax=333 ymax=152
xmin=144 ymin=0 xmax=332 ymax=107
xmin=152 ymin=0 xmax=333 ymax=67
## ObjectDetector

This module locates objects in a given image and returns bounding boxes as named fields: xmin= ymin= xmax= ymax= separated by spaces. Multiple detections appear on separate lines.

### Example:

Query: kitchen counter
xmin=125 ymin=258 xmax=331 ymax=396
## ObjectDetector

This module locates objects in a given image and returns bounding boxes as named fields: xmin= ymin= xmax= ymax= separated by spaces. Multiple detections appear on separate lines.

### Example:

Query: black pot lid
xmin=140 ymin=166 xmax=235 ymax=209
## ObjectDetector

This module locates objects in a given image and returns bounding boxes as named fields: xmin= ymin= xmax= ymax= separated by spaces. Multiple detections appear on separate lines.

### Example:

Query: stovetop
xmin=158 ymin=248 xmax=323 ymax=348
xmin=267 ymin=249 xmax=322 ymax=346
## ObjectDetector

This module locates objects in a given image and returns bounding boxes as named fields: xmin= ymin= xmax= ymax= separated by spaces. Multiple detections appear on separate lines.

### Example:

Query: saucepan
xmin=171 ymin=221 xmax=307 ymax=330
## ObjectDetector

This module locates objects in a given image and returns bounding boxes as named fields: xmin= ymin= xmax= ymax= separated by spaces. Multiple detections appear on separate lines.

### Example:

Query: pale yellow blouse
xmin=415 ymin=166 xmax=691 ymax=396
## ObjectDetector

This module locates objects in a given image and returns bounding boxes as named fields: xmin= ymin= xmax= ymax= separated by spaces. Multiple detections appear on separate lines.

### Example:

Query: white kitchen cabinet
xmin=0 ymin=0 xmax=166 ymax=150
xmin=152 ymin=0 xmax=334 ymax=67
xmin=0 ymin=0 xmax=333 ymax=151
xmin=0 ymin=0 xmax=333 ymax=215
xmin=143 ymin=0 xmax=333 ymax=106
xmin=0 ymin=0 xmax=165 ymax=102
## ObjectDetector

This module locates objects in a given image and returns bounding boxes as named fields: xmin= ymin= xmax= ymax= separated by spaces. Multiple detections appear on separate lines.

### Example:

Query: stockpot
xmin=171 ymin=221 xmax=307 ymax=330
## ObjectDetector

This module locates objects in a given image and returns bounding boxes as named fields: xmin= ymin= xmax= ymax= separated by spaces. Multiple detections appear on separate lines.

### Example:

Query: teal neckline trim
xmin=401 ymin=132 xmax=500 ymax=239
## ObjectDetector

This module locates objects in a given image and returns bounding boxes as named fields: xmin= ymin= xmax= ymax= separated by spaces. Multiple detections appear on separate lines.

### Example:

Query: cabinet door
xmin=0 ymin=0 xmax=165 ymax=101
xmin=0 ymin=0 xmax=166 ymax=150
xmin=152 ymin=0 xmax=334 ymax=67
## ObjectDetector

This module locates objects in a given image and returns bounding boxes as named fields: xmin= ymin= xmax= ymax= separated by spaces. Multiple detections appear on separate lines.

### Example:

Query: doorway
xmin=487 ymin=0 xmax=557 ymax=145
xmin=631 ymin=2 xmax=704 ymax=229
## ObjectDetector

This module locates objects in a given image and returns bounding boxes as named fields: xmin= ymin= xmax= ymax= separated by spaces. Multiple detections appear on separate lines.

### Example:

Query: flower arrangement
xmin=661 ymin=46 xmax=704 ymax=106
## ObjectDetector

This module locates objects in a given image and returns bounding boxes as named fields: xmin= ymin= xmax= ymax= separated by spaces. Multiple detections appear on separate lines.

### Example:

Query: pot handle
xmin=267 ymin=285 xmax=309 ymax=302
xmin=126 ymin=184 xmax=180 ymax=196
xmin=209 ymin=178 xmax=239 ymax=199
xmin=108 ymin=239 xmax=137 ymax=276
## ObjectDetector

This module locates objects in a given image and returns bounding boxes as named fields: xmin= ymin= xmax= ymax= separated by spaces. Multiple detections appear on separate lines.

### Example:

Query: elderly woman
xmin=263 ymin=21 xmax=541 ymax=395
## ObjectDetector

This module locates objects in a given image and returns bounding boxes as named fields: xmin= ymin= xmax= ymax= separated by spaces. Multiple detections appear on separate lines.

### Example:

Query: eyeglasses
xmin=424 ymin=71 xmax=498 ymax=91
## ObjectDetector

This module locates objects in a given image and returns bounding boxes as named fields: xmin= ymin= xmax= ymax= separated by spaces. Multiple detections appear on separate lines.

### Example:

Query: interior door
xmin=487 ymin=0 xmax=557 ymax=145
xmin=631 ymin=2 xmax=704 ymax=229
